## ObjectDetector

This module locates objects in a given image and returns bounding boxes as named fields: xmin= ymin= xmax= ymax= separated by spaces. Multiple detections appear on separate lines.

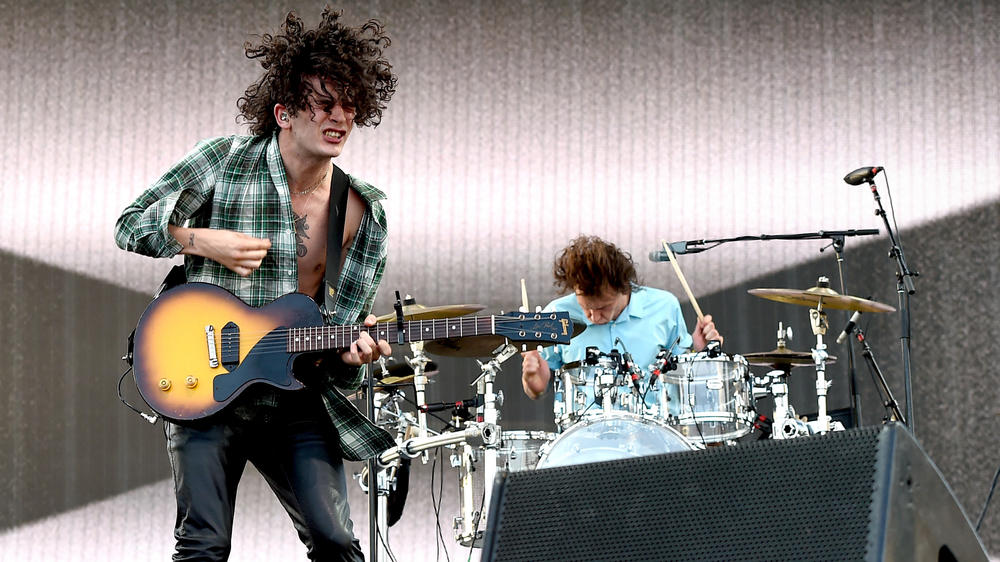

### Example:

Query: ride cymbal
xmin=375 ymin=303 xmax=485 ymax=323
xmin=748 ymin=285 xmax=895 ymax=313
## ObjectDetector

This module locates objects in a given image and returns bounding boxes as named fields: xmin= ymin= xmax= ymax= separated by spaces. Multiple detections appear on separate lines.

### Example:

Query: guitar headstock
xmin=494 ymin=311 xmax=576 ymax=345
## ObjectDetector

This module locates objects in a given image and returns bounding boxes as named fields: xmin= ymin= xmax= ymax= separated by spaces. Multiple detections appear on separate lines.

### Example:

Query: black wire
xmin=430 ymin=450 xmax=451 ymax=562
xmin=976 ymin=461 xmax=1000 ymax=532
xmin=117 ymin=366 xmax=159 ymax=424
xmin=377 ymin=521 xmax=398 ymax=562
xmin=467 ymin=489 xmax=487 ymax=561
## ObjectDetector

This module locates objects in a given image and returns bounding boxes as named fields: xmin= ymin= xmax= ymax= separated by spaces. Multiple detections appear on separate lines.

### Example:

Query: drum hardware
xmin=750 ymin=278 xmax=893 ymax=434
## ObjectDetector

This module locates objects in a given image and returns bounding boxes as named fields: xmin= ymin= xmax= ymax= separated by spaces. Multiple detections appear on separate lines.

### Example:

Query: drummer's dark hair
xmin=238 ymin=7 xmax=397 ymax=136
xmin=553 ymin=236 xmax=639 ymax=296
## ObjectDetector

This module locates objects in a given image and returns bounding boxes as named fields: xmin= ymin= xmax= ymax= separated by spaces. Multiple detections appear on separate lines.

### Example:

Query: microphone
xmin=843 ymin=166 xmax=884 ymax=186
xmin=419 ymin=396 xmax=483 ymax=413
xmin=836 ymin=310 xmax=863 ymax=344
xmin=649 ymin=241 xmax=702 ymax=261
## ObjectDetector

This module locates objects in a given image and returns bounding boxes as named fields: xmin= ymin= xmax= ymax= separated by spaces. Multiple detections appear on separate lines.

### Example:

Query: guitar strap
xmin=323 ymin=163 xmax=350 ymax=319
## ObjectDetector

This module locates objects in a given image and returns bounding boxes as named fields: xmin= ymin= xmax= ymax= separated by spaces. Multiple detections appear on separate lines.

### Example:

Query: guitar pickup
xmin=220 ymin=322 xmax=240 ymax=370
xmin=205 ymin=325 xmax=219 ymax=368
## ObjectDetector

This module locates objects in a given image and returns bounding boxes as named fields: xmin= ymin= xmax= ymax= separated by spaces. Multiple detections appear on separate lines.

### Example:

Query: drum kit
xmin=356 ymin=277 xmax=896 ymax=559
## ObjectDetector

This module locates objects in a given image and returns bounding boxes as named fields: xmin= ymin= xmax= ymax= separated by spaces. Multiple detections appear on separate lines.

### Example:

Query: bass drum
xmin=535 ymin=413 xmax=694 ymax=469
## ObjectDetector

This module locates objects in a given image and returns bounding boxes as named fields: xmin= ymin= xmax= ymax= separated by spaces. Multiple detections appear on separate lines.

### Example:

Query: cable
xmin=976 ymin=461 xmax=1000 ymax=532
xmin=430 ymin=450 xmax=451 ymax=562
xmin=467 ymin=489 xmax=487 ymax=561
xmin=116 ymin=366 xmax=158 ymax=424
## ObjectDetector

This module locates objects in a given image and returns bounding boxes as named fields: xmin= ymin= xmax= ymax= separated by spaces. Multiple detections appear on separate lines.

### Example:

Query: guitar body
xmin=132 ymin=283 xmax=322 ymax=420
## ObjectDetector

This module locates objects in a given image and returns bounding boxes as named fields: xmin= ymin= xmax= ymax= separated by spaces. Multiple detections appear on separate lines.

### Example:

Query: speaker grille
xmin=486 ymin=426 xmax=883 ymax=561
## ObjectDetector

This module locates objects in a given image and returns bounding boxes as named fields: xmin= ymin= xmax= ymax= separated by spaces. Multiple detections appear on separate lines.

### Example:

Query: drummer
xmin=521 ymin=235 xmax=723 ymax=401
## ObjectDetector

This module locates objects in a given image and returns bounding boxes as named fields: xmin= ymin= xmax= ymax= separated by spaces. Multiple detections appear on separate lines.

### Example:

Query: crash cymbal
xmin=423 ymin=320 xmax=586 ymax=358
xmin=743 ymin=346 xmax=837 ymax=368
xmin=748 ymin=284 xmax=895 ymax=313
xmin=375 ymin=303 xmax=485 ymax=323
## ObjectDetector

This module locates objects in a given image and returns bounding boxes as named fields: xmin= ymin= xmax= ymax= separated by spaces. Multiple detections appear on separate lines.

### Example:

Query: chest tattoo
xmin=293 ymin=211 xmax=310 ymax=257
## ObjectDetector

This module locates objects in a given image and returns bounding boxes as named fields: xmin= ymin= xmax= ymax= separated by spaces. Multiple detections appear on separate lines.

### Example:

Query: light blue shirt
xmin=541 ymin=286 xmax=693 ymax=372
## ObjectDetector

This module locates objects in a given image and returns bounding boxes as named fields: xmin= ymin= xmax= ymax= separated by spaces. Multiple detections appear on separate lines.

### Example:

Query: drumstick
xmin=660 ymin=239 xmax=704 ymax=321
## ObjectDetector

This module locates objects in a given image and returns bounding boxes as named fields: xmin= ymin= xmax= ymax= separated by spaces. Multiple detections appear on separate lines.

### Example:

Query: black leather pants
xmin=163 ymin=392 xmax=364 ymax=561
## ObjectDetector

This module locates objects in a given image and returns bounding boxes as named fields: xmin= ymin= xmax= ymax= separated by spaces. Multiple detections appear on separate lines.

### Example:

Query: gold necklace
xmin=290 ymin=168 xmax=329 ymax=196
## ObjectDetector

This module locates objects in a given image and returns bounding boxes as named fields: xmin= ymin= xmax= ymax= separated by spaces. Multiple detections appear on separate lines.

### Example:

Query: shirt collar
xmin=265 ymin=131 xmax=387 ymax=205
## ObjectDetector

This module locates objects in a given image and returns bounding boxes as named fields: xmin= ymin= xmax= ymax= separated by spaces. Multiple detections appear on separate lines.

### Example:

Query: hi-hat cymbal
xmin=375 ymin=303 xmax=485 ymax=323
xmin=423 ymin=321 xmax=586 ymax=358
xmin=743 ymin=347 xmax=837 ymax=368
xmin=748 ymin=285 xmax=895 ymax=313
xmin=350 ymin=361 xmax=439 ymax=398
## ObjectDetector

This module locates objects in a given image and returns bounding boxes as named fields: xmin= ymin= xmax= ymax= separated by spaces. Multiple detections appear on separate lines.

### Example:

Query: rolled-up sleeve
xmin=114 ymin=137 xmax=232 ymax=257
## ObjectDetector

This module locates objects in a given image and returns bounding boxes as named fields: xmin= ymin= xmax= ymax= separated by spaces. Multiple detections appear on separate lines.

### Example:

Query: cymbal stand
xmin=827 ymin=234 xmax=863 ymax=428
xmin=808 ymin=294 xmax=833 ymax=434
xmin=407 ymin=342 xmax=435 ymax=464
xmin=358 ymin=366 xmax=413 ymax=562
xmin=460 ymin=343 xmax=517 ymax=545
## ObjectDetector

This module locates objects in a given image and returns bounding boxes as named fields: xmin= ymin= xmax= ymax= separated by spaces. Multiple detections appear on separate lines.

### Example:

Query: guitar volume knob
xmin=158 ymin=379 xmax=172 ymax=391
xmin=185 ymin=376 xmax=199 ymax=389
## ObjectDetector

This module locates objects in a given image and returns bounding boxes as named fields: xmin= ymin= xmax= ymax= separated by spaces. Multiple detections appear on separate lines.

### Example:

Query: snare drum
xmin=662 ymin=352 xmax=753 ymax=443
xmin=500 ymin=430 xmax=556 ymax=472
xmin=536 ymin=412 xmax=694 ymax=469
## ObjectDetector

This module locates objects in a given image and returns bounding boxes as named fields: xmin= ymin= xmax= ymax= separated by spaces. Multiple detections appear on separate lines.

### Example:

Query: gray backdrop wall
xmin=1 ymin=0 xmax=998 ymax=559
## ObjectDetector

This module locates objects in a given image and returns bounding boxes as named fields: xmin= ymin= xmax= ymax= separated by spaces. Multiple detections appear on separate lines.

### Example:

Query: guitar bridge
xmin=205 ymin=325 xmax=219 ymax=368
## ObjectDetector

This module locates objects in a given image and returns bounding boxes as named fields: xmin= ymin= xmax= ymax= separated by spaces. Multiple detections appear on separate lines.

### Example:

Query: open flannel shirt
xmin=115 ymin=132 xmax=395 ymax=461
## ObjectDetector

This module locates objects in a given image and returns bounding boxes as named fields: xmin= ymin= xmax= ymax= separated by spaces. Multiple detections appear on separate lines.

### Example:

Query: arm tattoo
xmin=188 ymin=233 xmax=195 ymax=248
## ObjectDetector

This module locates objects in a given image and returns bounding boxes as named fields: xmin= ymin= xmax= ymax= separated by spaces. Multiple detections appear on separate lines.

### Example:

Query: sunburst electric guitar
xmin=131 ymin=282 xmax=574 ymax=420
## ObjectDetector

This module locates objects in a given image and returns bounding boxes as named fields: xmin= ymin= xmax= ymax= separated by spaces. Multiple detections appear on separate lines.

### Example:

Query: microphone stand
xmin=827 ymin=235 xmax=862 ymax=428
xmin=864 ymin=178 xmax=918 ymax=433
xmin=665 ymin=229 xmax=880 ymax=253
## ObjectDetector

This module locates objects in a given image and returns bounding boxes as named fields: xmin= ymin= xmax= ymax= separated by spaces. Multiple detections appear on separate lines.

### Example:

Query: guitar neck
xmin=286 ymin=316 xmax=495 ymax=353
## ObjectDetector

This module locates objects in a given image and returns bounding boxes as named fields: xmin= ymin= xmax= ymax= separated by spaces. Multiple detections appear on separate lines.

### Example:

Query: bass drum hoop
xmin=536 ymin=412 xmax=695 ymax=469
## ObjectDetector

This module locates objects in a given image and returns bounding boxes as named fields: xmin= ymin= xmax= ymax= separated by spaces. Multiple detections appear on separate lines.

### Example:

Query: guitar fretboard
xmin=286 ymin=316 xmax=496 ymax=352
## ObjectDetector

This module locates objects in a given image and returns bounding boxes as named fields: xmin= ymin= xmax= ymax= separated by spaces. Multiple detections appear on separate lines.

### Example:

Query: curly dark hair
xmin=553 ymin=236 xmax=639 ymax=296
xmin=238 ymin=7 xmax=397 ymax=136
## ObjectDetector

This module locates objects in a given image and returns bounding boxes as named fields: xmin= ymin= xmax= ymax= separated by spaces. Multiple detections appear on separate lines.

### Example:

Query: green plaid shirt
xmin=115 ymin=132 xmax=394 ymax=460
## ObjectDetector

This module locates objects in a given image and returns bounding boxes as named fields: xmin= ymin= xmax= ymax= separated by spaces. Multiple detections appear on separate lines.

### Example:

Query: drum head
xmin=536 ymin=413 xmax=693 ymax=469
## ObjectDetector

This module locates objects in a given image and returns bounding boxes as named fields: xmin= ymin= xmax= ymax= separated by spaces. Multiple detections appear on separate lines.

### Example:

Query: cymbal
xmin=375 ymin=303 xmax=485 ymax=323
xmin=350 ymin=361 xmax=439 ymax=397
xmin=743 ymin=346 xmax=837 ymax=368
xmin=748 ymin=285 xmax=895 ymax=313
xmin=423 ymin=321 xmax=586 ymax=358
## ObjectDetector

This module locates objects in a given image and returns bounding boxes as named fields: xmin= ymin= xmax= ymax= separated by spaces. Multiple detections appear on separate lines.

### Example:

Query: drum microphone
xmin=419 ymin=396 xmax=483 ymax=413
xmin=843 ymin=166 xmax=884 ymax=186
xmin=836 ymin=310 xmax=863 ymax=344
xmin=649 ymin=241 xmax=704 ymax=261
